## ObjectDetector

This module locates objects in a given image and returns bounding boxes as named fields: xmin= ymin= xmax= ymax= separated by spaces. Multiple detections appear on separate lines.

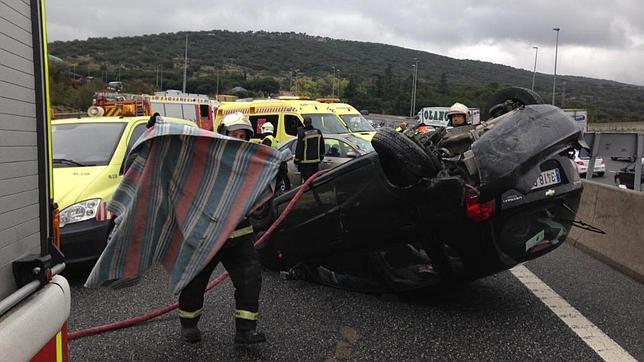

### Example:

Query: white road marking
xmin=511 ymin=265 xmax=636 ymax=362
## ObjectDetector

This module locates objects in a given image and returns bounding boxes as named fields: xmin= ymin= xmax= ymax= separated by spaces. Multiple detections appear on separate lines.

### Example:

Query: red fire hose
xmin=69 ymin=169 xmax=329 ymax=340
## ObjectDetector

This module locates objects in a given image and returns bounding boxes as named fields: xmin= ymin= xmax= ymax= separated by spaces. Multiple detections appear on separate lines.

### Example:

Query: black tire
xmin=371 ymin=128 xmax=441 ymax=187
xmin=485 ymin=87 xmax=544 ymax=120
xmin=596 ymin=172 xmax=605 ymax=177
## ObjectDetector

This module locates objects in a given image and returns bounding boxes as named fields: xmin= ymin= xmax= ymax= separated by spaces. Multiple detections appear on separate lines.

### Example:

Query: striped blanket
xmin=85 ymin=122 xmax=289 ymax=294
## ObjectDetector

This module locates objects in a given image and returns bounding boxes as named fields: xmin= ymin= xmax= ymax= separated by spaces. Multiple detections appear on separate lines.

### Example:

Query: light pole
xmin=531 ymin=46 xmax=538 ymax=91
xmin=182 ymin=34 xmax=188 ymax=94
xmin=332 ymin=66 xmax=336 ymax=97
xmin=409 ymin=64 xmax=415 ymax=117
xmin=216 ymin=68 xmax=220 ymax=96
xmin=412 ymin=59 xmax=418 ymax=117
xmin=293 ymin=69 xmax=300 ymax=95
xmin=409 ymin=60 xmax=418 ymax=117
xmin=336 ymin=69 xmax=341 ymax=99
xmin=552 ymin=27 xmax=560 ymax=105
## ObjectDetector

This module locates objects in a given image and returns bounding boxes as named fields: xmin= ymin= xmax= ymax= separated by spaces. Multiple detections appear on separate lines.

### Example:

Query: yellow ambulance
xmin=214 ymin=98 xmax=351 ymax=147
xmin=317 ymin=99 xmax=376 ymax=140
xmin=52 ymin=116 xmax=195 ymax=263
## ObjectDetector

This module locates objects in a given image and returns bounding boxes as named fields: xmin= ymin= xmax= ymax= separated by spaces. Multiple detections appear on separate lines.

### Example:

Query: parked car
xmin=52 ymin=116 xmax=195 ymax=263
xmin=614 ymin=162 xmax=644 ymax=191
xmin=575 ymin=149 xmax=605 ymax=177
xmin=251 ymin=88 xmax=587 ymax=294
xmin=278 ymin=133 xmax=374 ymax=188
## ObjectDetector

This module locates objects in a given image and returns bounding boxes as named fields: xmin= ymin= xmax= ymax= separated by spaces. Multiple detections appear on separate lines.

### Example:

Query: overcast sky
xmin=46 ymin=0 xmax=644 ymax=86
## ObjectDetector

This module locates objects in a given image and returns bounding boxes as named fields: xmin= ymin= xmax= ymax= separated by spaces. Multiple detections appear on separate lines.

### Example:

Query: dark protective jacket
xmin=295 ymin=125 xmax=325 ymax=164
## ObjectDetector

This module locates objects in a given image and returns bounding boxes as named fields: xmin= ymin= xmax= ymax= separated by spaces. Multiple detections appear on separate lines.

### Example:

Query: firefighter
xmin=395 ymin=121 xmax=408 ymax=132
xmin=294 ymin=116 xmax=325 ymax=182
xmin=447 ymin=102 xmax=470 ymax=127
xmin=260 ymin=122 xmax=291 ymax=193
xmin=260 ymin=122 xmax=276 ymax=147
xmin=179 ymin=112 xmax=267 ymax=345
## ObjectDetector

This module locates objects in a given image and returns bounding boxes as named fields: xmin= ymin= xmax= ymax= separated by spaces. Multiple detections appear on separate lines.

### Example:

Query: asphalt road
xmin=63 ymin=242 xmax=643 ymax=361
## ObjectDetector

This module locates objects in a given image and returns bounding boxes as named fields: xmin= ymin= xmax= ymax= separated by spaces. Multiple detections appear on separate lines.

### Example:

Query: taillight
xmin=465 ymin=188 xmax=496 ymax=222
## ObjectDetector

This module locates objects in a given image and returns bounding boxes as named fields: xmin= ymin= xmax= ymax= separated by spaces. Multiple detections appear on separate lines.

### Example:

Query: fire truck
xmin=88 ymin=90 xmax=219 ymax=130
xmin=1 ymin=0 xmax=70 ymax=360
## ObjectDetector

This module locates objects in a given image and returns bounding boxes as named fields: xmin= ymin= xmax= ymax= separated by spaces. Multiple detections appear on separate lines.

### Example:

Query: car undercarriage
xmin=250 ymin=88 xmax=587 ymax=293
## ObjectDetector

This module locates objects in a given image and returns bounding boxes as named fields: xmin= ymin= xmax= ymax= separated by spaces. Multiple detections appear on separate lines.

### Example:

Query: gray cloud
xmin=46 ymin=0 xmax=644 ymax=85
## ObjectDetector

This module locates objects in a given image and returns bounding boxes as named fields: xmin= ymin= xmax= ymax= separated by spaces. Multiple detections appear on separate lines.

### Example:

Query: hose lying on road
xmin=68 ymin=169 xmax=329 ymax=340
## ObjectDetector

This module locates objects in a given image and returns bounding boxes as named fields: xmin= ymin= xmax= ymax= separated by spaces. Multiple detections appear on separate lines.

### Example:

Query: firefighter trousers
xmin=298 ymin=163 xmax=320 ymax=182
xmin=178 ymin=233 xmax=262 ymax=331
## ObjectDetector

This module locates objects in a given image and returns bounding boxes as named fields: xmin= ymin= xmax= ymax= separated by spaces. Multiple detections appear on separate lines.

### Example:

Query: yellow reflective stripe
xmin=230 ymin=225 xmax=253 ymax=239
xmin=234 ymin=309 xmax=258 ymax=320
xmin=56 ymin=331 xmax=62 ymax=362
xmin=178 ymin=308 xmax=203 ymax=319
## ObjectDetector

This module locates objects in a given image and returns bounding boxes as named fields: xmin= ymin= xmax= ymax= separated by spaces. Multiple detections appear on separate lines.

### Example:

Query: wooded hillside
xmin=49 ymin=30 xmax=644 ymax=122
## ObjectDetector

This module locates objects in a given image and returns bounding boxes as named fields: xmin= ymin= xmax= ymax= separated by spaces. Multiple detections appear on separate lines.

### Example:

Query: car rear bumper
xmin=60 ymin=218 xmax=112 ymax=263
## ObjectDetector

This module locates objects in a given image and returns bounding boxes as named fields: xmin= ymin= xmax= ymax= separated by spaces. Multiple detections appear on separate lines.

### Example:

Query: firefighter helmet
xmin=261 ymin=122 xmax=274 ymax=134
xmin=447 ymin=102 xmax=469 ymax=123
xmin=221 ymin=112 xmax=254 ymax=139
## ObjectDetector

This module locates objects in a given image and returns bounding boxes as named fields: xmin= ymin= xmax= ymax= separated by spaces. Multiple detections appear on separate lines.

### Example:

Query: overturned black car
xmin=251 ymin=89 xmax=587 ymax=293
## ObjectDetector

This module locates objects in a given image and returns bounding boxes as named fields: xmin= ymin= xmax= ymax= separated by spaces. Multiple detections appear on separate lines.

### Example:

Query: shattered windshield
xmin=53 ymin=122 xmax=126 ymax=167
xmin=340 ymin=114 xmax=375 ymax=132
xmin=303 ymin=113 xmax=350 ymax=134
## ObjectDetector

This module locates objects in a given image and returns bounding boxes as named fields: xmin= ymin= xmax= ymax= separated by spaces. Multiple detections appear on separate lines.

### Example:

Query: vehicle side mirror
xmin=346 ymin=150 xmax=358 ymax=158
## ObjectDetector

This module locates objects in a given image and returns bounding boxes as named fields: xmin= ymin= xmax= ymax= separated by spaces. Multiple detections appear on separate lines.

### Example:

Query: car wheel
xmin=371 ymin=127 xmax=441 ymax=187
xmin=596 ymin=172 xmax=605 ymax=177
xmin=486 ymin=87 xmax=544 ymax=120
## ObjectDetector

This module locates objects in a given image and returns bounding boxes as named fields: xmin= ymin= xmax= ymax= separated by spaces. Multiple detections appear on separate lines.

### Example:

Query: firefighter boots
xmin=234 ymin=329 xmax=267 ymax=345
xmin=181 ymin=326 xmax=202 ymax=343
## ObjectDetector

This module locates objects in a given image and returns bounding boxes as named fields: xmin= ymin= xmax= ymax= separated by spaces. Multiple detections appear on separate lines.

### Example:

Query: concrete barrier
xmin=566 ymin=180 xmax=644 ymax=283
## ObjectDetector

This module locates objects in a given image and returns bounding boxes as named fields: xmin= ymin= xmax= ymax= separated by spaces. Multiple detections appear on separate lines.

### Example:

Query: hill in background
xmin=49 ymin=30 xmax=644 ymax=122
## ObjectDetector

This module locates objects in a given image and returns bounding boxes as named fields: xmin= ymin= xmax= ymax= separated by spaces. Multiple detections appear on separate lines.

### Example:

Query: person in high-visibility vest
xmin=395 ymin=121 xmax=408 ymax=132
xmin=178 ymin=112 xmax=267 ymax=345
xmin=294 ymin=116 xmax=325 ymax=182
xmin=260 ymin=122 xmax=276 ymax=147
xmin=261 ymin=122 xmax=291 ymax=193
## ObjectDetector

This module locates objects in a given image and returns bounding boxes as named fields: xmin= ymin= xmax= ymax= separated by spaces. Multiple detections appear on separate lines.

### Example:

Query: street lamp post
xmin=531 ymin=46 xmax=538 ymax=91
xmin=336 ymin=69 xmax=341 ymax=99
xmin=412 ymin=59 xmax=418 ymax=116
xmin=552 ymin=27 xmax=560 ymax=105
xmin=332 ymin=66 xmax=336 ymax=97
xmin=409 ymin=60 xmax=418 ymax=117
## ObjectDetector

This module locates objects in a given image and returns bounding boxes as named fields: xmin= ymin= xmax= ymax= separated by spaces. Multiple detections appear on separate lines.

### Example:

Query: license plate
xmin=532 ymin=168 xmax=561 ymax=190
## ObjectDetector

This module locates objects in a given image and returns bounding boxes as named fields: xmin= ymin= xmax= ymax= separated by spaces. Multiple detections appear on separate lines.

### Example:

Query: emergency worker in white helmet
xmin=179 ymin=111 xmax=267 ymax=345
xmin=217 ymin=112 xmax=254 ymax=140
xmin=260 ymin=122 xmax=275 ymax=147
xmin=447 ymin=102 xmax=470 ymax=127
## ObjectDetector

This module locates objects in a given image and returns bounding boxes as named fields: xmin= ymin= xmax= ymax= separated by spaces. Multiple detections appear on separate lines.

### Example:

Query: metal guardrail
xmin=584 ymin=132 xmax=644 ymax=190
